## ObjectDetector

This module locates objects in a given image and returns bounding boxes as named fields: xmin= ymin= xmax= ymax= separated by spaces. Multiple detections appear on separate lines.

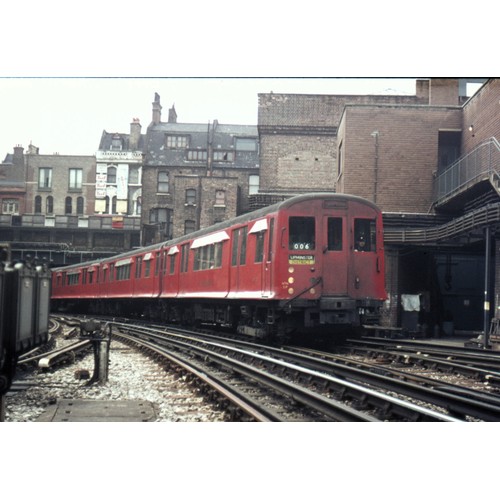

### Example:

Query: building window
xmin=2 ymin=198 xmax=19 ymax=214
xmin=184 ymin=220 xmax=196 ymax=235
xmin=337 ymin=141 xmax=344 ymax=179
xmin=187 ymin=150 xmax=207 ymax=161
xmin=35 ymin=195 xmax=42 ymax=214
xmin=129 ymin=166 xmax=140 ymax=184
xmin=166 ymin=135 xmax=188 ymax=148
xmin=215 ymin=190 xmax=225 ymax=206
xmin=38 ymin=168 xmax=52 ymax=189
xmin=249 ymin=175 xmax=259 ymax=195
xmin=69 ymin=168 xmax=83 ymax=190
xmin=105 ymin=196 xmax=117 ymax=214
xmin=235 ymin=138 xmax=257 ymax=151
xmin=213 ymin=151 xmax=234 ymax=162
xmin=65 ymin=196 xmax=72 ymax=215
xmin=111 ymin=135 xmax=122 ymax=151
xmin=107 ymin=166 xmax=117 ymax=184
xmin=46 ymin=196 xmax=54 ymax=214
xmin=149 ymin=208 xmax=172 ymax=238
xmin=158 ymin=171 xmax=169 ymax=193
xmin=77 ymin=196 xmax=84 ymax=215
xmin=185 ymin=189 xmax=196 ymax=206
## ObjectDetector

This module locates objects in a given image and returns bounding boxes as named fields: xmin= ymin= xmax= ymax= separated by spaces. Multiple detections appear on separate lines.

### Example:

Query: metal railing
xmin=384 ymin=202 xmax=500 ymax=244
xmin=434 ymin=138 xmax=500 ymax=205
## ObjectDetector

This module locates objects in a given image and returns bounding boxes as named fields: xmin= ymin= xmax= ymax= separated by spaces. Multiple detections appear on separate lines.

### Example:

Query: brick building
xmin=141 ymin=93 xmax=259 ymax=244
xmin=257 ymin=78 xmax=499 ymax=336
xmin=0 ymin=142 xmax=141 ymax=264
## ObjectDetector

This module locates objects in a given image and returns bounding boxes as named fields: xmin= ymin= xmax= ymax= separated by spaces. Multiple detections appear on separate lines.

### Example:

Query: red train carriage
xmin=51 ymin=193 xmax=386 ymax=339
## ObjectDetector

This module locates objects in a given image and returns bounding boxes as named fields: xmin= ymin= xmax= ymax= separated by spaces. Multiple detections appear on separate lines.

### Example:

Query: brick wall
xmin=462 ymin=79 xmax=500 ymax=154
xmin=25 ymin=154 xmax=96 ymax=215
xmin=339 ymin=105 xmax=463 ymax=213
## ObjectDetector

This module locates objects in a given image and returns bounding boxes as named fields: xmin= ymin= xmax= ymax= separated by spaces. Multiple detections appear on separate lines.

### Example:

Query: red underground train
xmin=51 ymin=193 xmax=387 ymax=340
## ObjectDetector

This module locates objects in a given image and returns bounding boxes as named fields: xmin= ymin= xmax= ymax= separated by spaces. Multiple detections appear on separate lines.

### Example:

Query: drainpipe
xmin=484 ymin=226 xmax=492 ymax=348
xmin=371 ymin=131 xmax=379 ymax=204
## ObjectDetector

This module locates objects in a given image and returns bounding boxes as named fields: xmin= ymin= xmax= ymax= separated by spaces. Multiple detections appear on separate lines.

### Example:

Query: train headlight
xmin=288 ymin=288 xmax=294 ymax=295
xmin=288 ymin=277 xmax=294 ymax=284
xmin=288 ymin=266 xmax=295 ymax=273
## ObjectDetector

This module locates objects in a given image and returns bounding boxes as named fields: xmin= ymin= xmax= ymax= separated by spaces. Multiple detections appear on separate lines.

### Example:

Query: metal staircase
xmin=434 ymin=138 xmax=500 ymax=208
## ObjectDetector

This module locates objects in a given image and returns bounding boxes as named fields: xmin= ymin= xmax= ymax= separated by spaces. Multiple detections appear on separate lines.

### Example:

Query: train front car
xmin=271 ymin=193 xmax=386 ymax=339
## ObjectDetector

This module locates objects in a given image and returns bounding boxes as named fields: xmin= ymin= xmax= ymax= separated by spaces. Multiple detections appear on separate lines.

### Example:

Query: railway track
xmin=26 ymin=315 xmax=500 ymax=421
xmin=110 ymin=321 xmax=470 ymax=421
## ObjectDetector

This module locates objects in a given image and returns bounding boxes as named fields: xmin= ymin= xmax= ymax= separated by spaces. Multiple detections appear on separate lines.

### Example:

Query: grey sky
xmin=1 ymin=77 xmax=420 ymax=157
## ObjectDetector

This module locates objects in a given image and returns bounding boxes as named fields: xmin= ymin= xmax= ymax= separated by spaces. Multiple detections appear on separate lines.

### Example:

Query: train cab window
xmin=289 ymin=217 xmax=315 ymax=250
xmin=354 ymin=219 xmax=376 ymax=252
xmin=327 ymin=218 xmax=343 ymax=251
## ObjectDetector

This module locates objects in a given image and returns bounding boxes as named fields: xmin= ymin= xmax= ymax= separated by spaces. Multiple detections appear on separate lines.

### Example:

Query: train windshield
xmin=289 ymin=216 xmax=315 ymax=250
xmin=354 ymin=219 xmax=376 ymax=252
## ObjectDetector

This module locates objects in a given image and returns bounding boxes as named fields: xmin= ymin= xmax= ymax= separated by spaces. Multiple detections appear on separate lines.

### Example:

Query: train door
xmin=350 ymin=217 xmax=378 ymax=298
xmin=229 ymin=226 xmax=247 ymax=295
xmin=321 ymin=214 xmax=348 ymax=295
xmin=262 ymin=218 xmax=274 ymax=297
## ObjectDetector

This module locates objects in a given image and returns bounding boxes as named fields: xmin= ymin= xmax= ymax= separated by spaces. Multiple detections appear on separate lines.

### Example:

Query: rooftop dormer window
xmin=166 ymin=135 xmax=189 ymax=148
xmin=111 ymin=135 xmax=123 ymax=151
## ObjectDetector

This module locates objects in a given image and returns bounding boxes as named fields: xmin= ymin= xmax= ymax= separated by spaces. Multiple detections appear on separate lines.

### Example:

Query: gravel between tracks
xmin=4 ymin=339 xmax=228 ymax=422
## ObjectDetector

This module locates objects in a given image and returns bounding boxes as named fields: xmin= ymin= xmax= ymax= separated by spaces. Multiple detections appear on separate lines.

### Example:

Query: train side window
xmin=169 ymin=254 xmax=176 ymax=274
xmin=155 ymin=252 xmax=161 ymax=276
xmin=289 ymin=216 xmax=315 ymax=250
xmin=82 ymin=269 xmax=87 ymax=284
xmin=88 ymin=271 xmax=93 ymax=284
xmin=267 ymin=218 xmax=274 ymax=262
xmin=181 ymin=244 xmax=189 ymax=273
xmin=145 ymin=260 xmax=151 ymax=278
xmin=327 ymin=217 xmax=343 ymax=251
xmin=136 ymin=256 xmax=142 ymax=278
xmin=116 ymin=264 xmax=131 ymax=281
xmin=231 ymin=229 xmax=240 ymax=266
xmin=254 ymin=231 xmax=265 ymax=263
xmin=354 ymin=219 xmax=376 ymax=252
xmin=109 ymin=264 xmax=114 ymax=281
xmin=239 ymin=227 xmax=248 ymax=265
xmin=214 ymin=241 xmax=223 ymax=268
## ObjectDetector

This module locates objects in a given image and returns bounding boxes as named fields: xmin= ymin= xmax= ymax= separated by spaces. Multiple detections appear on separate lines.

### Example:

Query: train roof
xmin=52 ymin=193 xmax=380 ymax=272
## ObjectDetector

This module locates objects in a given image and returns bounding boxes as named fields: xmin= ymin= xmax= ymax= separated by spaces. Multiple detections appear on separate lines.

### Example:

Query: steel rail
xmin=113 ymin=322 xmax=459 ymax=421
xmin=114 ymin=328 xmax=378 ymax=422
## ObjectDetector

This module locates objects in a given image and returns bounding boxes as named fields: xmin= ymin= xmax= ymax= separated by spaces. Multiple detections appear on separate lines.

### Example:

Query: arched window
xmin=77 ymin=196 xmax=84 ymax=215
xmin=34 ymin=195 xmax=42 ymax=213
xmin=65 ymin=196 xmax=72 ymax=214
xmin=107 ymin=166 xmax=117 ymax=184
xmin=104 ymin=196 xmax=117 ymax=214
xmin=46 ymin=196 xmax=53 ymax=214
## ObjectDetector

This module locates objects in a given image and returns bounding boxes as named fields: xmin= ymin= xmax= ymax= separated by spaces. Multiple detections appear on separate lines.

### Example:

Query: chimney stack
xmin=13 ymin=145 xmax=24 ymax=164
xmin=168 ymin=105 xmax=177 ymax=123
xmin=130 ymin=118 xmax=142 ymax=150
xmin=152 ymin=93 xmax=162 ymax=125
